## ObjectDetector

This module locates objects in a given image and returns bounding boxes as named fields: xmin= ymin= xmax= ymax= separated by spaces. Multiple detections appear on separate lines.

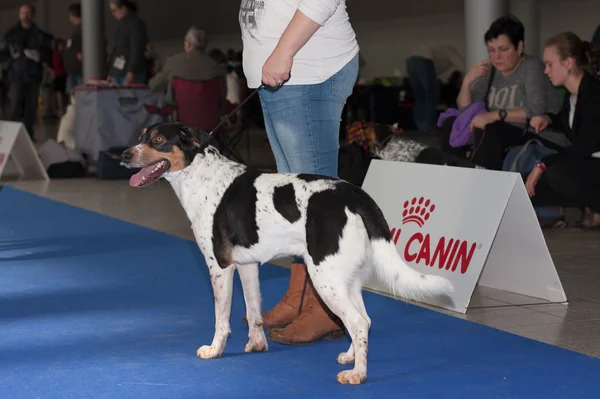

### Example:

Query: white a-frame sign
xmin=361 ymin=159 xmax=567 ymax=314
xmin=0 ymin=121 xmax=48 ymax=181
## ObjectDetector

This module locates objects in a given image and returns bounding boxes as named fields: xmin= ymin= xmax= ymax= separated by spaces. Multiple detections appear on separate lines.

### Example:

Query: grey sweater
xmin=469 ymin=55 xmax=561 ymax=128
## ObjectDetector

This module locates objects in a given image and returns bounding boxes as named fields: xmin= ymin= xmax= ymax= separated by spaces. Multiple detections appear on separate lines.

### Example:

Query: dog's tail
xmin=370 ymin=238 xmax=454 ymax=302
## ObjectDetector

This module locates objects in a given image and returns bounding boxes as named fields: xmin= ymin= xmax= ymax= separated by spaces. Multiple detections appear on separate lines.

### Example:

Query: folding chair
xmin=171 ymin=76 xmax=225 ymax=132
xmin=170 ymin=76 xmax=250 ymax=163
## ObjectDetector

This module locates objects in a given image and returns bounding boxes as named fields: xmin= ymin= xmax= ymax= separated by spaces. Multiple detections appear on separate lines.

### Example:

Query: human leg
xmin=531 ymin=158 xmax=600 ymax=228
xmin=406 ymin=56 xmax=428 ymax=133
xmin=24 ymin=81 xmax=41 ymax=140
xmin=254 ymin=56 xmax=358 ymax=344
xmin=420 ymin=59 xmax=440 ymax=134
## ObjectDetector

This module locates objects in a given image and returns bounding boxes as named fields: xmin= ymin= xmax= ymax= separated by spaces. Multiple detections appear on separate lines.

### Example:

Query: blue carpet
xmin=1 ymin=185 xmax=599 ymax=398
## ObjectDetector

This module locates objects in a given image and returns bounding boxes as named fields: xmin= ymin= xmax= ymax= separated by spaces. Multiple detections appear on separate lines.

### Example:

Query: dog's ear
xmin=178 ymin=125 xmax=201 ymax=148
xmin=178 ymin=125 xmax=218 ymax=151
xmin=180 ymin=126 xmax=220 ymax=151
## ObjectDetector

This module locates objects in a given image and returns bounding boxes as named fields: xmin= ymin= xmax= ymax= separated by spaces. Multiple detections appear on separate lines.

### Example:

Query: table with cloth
xmin=74 ymin=85 xmax=167 ymax=162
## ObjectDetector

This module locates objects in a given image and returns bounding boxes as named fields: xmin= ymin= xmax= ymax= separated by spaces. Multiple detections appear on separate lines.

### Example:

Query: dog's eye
xmin=154 ymin=136 xmax=164 ymax=143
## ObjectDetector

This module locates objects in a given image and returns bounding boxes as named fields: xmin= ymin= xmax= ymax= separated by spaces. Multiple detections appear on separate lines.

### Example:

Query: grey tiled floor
xmin=4 ymin=119 xmax=600 ymax=361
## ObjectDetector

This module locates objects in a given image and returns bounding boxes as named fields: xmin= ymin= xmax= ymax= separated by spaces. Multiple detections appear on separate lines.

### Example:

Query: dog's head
xmin=121 ymin=122 xmax=219 ymax=188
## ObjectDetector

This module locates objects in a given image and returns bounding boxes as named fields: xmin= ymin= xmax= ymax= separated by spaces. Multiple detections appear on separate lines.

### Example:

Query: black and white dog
xmin=121 ymin=122 xmax=454 ymax=385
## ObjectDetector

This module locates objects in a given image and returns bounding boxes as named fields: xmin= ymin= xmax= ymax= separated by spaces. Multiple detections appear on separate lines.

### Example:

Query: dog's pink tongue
xmin=129 ymin=166 xmax=154 ymax=187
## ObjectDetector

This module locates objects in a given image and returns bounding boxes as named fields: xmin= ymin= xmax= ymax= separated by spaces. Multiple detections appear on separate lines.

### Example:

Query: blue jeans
xmin=406 ymin=56 xmax=440 ymax=133
xmin=259 ymin=55 xmax=358 ymax=264
xmin=258 ymin=55 xmax=359 ymax=179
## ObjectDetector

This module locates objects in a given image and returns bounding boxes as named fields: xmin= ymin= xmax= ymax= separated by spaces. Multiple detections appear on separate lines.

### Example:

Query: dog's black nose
xmin=121 ymin=150 xmax=133 ymax=163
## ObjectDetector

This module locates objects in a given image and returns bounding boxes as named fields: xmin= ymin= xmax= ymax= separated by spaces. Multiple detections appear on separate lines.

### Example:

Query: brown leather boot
xmin=267 ymin=275 xmax=345 ymax=345
xmin=242 ymin=262 xmax=309 ymax=329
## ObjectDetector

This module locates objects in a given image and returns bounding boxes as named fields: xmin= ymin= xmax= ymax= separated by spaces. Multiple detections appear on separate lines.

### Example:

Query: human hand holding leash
xmin=262 ymin=48 xmax=292 ymax=88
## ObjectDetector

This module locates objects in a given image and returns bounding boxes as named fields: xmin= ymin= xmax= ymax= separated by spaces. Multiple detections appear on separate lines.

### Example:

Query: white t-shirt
xmin=239 ymin=0 xmax=359 ymax=88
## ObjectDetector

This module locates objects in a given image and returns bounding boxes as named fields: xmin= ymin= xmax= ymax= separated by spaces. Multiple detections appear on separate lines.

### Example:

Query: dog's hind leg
xmin=337 ymin=281 xmax=371 ymax=366
xmin=197 ymin=262 xmax=235 ymax=359
xmin=237 ymin=263 xmax=268 ymax=353
xmin=305 ymin=208 xmax=371 ymax=384
xmin=307 ymin=257 xmax=370 ymax=385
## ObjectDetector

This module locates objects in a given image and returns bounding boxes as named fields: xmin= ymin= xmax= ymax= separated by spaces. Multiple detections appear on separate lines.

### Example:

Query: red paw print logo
xmin=402 ymin=197 xmax=435 ymax=227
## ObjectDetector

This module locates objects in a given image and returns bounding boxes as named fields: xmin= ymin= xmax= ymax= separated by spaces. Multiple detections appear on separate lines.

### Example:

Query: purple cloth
xmin=437 ymin=108 xmax=460 ymax=128
xmin=437 ymin=101 xmax=488 ymax=148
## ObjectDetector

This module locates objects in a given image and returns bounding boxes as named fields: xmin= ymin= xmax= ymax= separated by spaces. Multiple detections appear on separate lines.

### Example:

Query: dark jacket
xmin=0 ymin=21 xmax=53 ymax=83
xmin=63 ymin=24 xmax=82 ymax=75
xmin=542 ymin=71 xmax=600 ymax=166
xmin=107 ymin=12 xmax=148 ymax=77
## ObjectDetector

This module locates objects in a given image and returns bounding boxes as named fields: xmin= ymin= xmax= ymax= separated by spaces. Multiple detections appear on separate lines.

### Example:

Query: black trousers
xmin=439 ymin=118 xmax=531 ymax=169
xmin=529 ymin=158 xmax=600 ymax=213
xmin=8 ymin=80 xmax=40 ymax=139
xmin=470 ymin=121 xmax=529 ymax=170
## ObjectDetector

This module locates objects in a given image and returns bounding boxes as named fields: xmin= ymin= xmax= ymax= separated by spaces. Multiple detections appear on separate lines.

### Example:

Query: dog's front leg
xmin=197 ymin=263 xmax=235 ymax=359
xmin=237 ymin=263 xmax=268 ymax=353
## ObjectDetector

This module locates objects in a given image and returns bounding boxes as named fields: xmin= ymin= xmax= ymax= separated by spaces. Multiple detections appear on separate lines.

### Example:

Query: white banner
xmin=362 ymin=159 xmax=567 ymax=314
xmin=0 ymin=121 xmax=48 ymax=181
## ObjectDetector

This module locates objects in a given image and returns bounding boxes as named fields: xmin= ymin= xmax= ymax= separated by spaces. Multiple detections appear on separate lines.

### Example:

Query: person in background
xmin=239 ymin=0 xmax=359 ymax=345
xmin=107 ymin=0 xmax=148 ymax=85
xmin=450 ymin=15 xmax=562 ymax=170
xmin=64 ymin=2 xmax=83 ymax=90
xmin=148 ymin=26 xmax=224 ymax=103
xmin=51 ymin=39 xmax=67 ymax=116
xmin=0 ymin=3 xmax=53 ymax=140
xmin=406 ymin=44 xmax=464 ymax=134
xmin=526 ymin=32 xmax=600 ymax=229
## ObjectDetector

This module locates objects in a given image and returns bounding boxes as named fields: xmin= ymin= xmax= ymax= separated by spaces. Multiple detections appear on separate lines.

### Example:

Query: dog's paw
xmin=336 ymin=370 xmax=367 ymax=385
xmin=336 ymin=352 xmax=355 ymax=365
xmin=196 ymin=345 xmax=221 ymax=359
xmin=244 ymin=340 xmax=268 ymax=353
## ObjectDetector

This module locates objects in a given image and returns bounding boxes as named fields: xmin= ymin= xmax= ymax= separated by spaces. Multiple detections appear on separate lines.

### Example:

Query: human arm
xmin=541 ymin=89 xmax=600 ymax=166
xmin=261 ymin=9 xmax=321 ymax=87
xmin=39 ymin=30 xmax=54 ymax=76
xmin=469 ymin=107 xmax=528 ymax=131
xmin=530 ymin=92 xmax=569 ymax=134
xmin=262 ymin=0 xmax=342 ymax=87
xmin=457 ymin=60 xmax=491 ymax=109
